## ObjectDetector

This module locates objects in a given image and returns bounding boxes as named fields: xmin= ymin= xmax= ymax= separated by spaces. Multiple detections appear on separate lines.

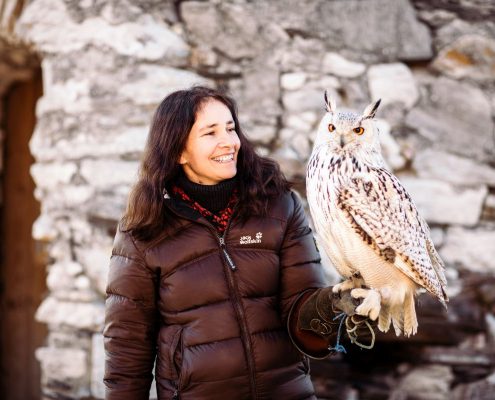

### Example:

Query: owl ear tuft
xmin=324 ymin=90 xmax=337 ymax=114
xmin=362 ymin=99 xmax=381 ymax=120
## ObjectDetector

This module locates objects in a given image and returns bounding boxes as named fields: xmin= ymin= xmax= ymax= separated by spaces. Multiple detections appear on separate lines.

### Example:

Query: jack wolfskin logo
xmin=240 ymin=232 xmax=263 ymax=245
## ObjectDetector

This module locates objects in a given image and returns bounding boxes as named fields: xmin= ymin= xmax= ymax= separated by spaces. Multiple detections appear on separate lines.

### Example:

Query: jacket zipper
xmin=219 ymin=235 xmax=237 ymax=270
xmin=163 ymin=201 xmax=258 ymax=398
xmin=217 ymin=222 xmax=258 ymax=399
xmin=171 ymin=328 xmax=184 ymax=400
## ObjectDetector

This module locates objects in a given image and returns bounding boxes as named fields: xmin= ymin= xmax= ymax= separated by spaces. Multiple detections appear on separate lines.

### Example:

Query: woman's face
xmin=179 ymin=99 xmax=241 ymax=185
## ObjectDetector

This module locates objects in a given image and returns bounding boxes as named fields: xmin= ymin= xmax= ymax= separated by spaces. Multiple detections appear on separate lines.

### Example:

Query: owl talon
xmin=351 ymin=288 xmax=381 ymax=321
xmin=333 ymin=279 xmax=356 ymax=293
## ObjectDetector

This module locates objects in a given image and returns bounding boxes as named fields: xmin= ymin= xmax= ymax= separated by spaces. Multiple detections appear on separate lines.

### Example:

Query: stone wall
xmin=11 ymin=0 xmax=495 ymax=399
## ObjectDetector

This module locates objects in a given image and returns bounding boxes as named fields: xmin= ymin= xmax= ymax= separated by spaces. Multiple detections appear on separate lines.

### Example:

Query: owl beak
xmin=339 ymin=135 xmax=347 ymax=148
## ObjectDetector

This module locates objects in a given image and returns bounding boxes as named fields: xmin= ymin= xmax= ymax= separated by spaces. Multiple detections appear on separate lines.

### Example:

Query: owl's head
xmin=313 ymin=91 xmax=382 ymax=158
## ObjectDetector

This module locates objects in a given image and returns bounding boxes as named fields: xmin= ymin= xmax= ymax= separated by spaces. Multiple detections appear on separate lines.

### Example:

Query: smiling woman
xmin=179 ymin=99 xmax=241 ymax=185
xmin=103 ymin=86 xmax=373 ymax=400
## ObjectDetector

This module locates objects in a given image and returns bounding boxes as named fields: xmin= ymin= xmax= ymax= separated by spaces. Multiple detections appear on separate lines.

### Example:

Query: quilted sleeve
xmin=103 ymin=228 xmax=159 ymax=400
xmin=278 ymin=192 xmax=333 ymax=357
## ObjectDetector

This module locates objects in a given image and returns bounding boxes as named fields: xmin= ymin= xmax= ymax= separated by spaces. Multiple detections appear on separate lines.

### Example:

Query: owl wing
xmin=337 ymin=168 xmax=447 ymax=303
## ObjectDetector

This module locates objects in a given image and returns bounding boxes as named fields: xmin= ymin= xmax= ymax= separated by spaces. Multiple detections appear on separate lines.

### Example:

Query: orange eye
xmin=328 ymin=124 xmax=336 ymax=132
xmin=353 ymin=127 xmax=364 ymax=135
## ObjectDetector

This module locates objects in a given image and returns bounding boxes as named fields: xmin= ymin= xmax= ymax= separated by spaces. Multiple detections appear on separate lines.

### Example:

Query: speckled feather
xmin=337 ymin=165 xmax=447 ymax=304
xmin=306 ymin=97 xmax=448 ymax=336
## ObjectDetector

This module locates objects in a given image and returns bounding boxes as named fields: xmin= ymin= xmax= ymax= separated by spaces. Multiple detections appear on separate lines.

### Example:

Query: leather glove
xmin=297 ymin=287 xmax=361 ymax=338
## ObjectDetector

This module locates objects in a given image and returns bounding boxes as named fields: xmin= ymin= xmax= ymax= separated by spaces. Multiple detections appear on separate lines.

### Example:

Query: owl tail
xmin=378 ymin=304 xmax=391 ymax=333
xmin=403 ymin=293 xmax=418 ymax=337
xmin=390 ymin=303 xmax=404 ymax=336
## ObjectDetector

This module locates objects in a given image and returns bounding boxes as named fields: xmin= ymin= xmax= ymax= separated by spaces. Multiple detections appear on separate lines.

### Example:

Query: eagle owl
xmin=306 ymin=93 xmax=448 ymax=337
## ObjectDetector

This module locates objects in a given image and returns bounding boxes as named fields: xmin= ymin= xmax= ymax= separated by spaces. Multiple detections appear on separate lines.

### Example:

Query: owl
xmin=306 ymin=93 xmax=448 ymax=337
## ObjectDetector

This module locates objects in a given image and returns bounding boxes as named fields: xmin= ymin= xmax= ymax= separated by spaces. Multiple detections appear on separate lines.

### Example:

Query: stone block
xmin=17 ymin=0 xmax=189 ymax=63
xmin=440 ymin=227 xmax=495 ymax=273
xmin=80 ymin=159 xmax=139 ymax=188
xmin=413 ymin=149 xmax=495 ymax=187
xmin=181 ymin=1 xmax=262 ymax=59
xmin=36 ymin=347 xmax=90 ymax=398
xmin=432 ymin=34 xmax=495 ymax=83
xmin=390 ymin=364 xmax=453 ymax=400
xmin=368 ymin=63 xmax=419 ymax=108
xmin=75 ymin=237 xmax=113 ymax=296
xmin=322 ymin=52 xmax=366 ymax=78
xmin=405 ymin=77 xmax=494 ymax=162
xmin=30 ymin=126 xmax=149 ymax=162
xmin=283 ymin=88 xmax=328 ymax=113
xmin=376 ymin=119 xmax=406 ymax=170
xmin=281 ymin=72 xmax=307 ymax=91
xmin=398 ymin=176 xmax=487 ymax=226
xmin=120 ymin=65 xmax=211 ymax=106
xmin=36 ymin=296 xmax=105 ymax=331
xmin=30 ymin=161 xmax=77 ymax=189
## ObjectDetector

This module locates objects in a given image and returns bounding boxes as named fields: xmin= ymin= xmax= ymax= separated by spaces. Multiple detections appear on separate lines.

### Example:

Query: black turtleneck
xmin=176 ymin=171 xmax=237 ymax=214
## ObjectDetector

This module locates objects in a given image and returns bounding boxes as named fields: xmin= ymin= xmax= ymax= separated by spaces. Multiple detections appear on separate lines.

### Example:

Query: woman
xmin=103 ymin=86 xmax=367 ymax=400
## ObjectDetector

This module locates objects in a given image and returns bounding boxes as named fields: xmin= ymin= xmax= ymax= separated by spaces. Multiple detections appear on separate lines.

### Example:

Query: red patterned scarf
xmin=172 ymin=185 xmax=238 ymax=234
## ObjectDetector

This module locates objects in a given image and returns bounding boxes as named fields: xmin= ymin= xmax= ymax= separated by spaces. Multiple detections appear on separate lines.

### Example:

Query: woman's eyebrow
xmin=200 ymin=120 xmax=235 ymax=131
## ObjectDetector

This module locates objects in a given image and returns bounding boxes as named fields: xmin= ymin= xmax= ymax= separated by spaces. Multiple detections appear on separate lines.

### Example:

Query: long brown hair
xmin=120 ymin=86 xmax=291 ymax=242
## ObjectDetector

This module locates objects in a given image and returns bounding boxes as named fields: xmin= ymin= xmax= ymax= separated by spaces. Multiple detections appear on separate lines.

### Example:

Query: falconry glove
xmin=297 ymin=287 xmax=359 ymax=339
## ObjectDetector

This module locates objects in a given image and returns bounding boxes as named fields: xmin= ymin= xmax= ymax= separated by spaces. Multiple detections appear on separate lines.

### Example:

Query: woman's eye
xmin=353 ymin=127 xmax=364 ymax=135
xmin=328 ymin=124 xmax=336 ymax=132
xmin=228 ymin=128 xmax=236 ymax=133
xmin=203 ymin=131 xmax=214 ymax=136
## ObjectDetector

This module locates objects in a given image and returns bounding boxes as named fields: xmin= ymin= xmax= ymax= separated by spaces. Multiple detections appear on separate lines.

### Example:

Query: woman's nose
xmin=218 ymin=130 xmax=235 ymax=147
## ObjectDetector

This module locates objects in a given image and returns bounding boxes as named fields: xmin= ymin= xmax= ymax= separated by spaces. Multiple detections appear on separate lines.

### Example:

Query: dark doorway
xmin=0 ymin=67 xmax=46 ymax=400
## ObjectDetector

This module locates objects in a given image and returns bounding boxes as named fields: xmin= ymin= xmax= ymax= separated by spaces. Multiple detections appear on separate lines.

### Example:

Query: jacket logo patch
xmin=240 ymin=232 xmax=263 ymax=245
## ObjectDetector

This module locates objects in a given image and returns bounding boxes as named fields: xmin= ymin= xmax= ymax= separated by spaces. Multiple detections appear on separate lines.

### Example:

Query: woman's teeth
xmin=212 ymin=154 xmax=234 ymax=163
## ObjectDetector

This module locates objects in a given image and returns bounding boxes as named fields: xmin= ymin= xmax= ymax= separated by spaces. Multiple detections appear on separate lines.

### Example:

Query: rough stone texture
xmin=322 ymin=52 xmax=366 ymax=78
xmin=90 ymin=334 xmax=105 ymax=399
xmin=398 ymin=176 xmax=487 ymax=226
xmin=181 ymin=2 xmax=263 ymax=60
xmin=433 ymin=19 xmax=495 ymax=58
xmin=45 ymin=261 xmax=97 ymax=302
xmin=30 ymin=126 xmax=150 ymax=162
xmin=405 ymin=77 xmax=494 ymax=162
xmin=283 ymin=87 xmax=329 ymax=112
xmin=413 ymin=149 xmax=495 ymax=187
xmin=30 ymin=161 xmax=78 ymax=189
xmin=236 ymin=64 xmax=281 ymax=127
xmin=74 ymin=234 xmax=113 ymax=296
xmin=432 ymin=34 xmax=495 ymax=83
xmin=80 ymin=159 xmax=139 ymax=188
xmin=281 ymin=72 xmax=307 ymax=91
xmin=17 ymin=0 xmax=189 ymax=63
xmin=4 ymin=0 xmax=495 ymax=399
xmin=376 ymin=119 xmax=407 ymax=170
xmin=440 ymin=227 xmax=495 ymax=273
xmin=413 ymin=0 xmax=495 ymax=24
xmin=119 ymin=65 xmax=211 ymax=106
xmin=36 ymin=347 xmax=90 ymax=398
xmin=257 ymin=0 xmax=433 ymax=62
xmin=36 ymin=296 xmax=105 ymax=331
xmin=368 ymin=63 xmax=420 ymax=108
xmin=389 ymin=365 xmax=454 ymax=400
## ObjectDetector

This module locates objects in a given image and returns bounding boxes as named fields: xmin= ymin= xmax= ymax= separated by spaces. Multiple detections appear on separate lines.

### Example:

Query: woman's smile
xmin=180 ymin=99 xmax=241 ymax=185
xmin=211 ymin=153 xmax=235 ymax=163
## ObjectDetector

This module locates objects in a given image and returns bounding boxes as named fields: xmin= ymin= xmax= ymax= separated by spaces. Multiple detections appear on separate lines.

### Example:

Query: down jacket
xmin=104 ymin=190 xmax=327 ymax=399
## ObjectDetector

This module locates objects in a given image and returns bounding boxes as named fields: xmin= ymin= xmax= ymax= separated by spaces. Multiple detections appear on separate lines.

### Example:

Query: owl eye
xmin=353 ymin=127 xmax=364 ymax=135
xmin=328 ymin=124 xmax=336 ymax=132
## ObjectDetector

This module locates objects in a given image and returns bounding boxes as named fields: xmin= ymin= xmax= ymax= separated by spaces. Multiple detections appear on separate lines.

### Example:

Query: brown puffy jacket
xmin=104 ymin=190 xmax=327 ymax=399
